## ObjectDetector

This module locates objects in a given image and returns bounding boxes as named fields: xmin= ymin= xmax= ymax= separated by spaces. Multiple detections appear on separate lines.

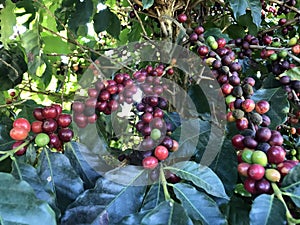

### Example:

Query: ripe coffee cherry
xmin=142 ymin=156 xmax=158 ymax=169
xmin=57 ymin=114 xmax=72 ymax=128
xmin=242 ymin=149 xmax=254 ymax=163
xmin=72 ymin=101 xmax=85 ymax=113
xmin=35 ymin=133 xmax=50 ymax=147
xmin=243 ymin=136 xmax=258 ymax=149
xmin=12 ymin=141 xmax=27 ymax=156
xmin=197 ymin=46 xmax=209 ymax=56
xmin=267 ymin=146 xmax=286 ymax=164
xmin=277 ymin=160 xmax=298 ymax=177
xmin=241 ymin=99 xmax=255 ymax=112
xmin=49 ymin=133 xmax=62 ymax=150
xmin=231 ymin=134 xmax=245 ymax=149
xmin=237 ymin=162 xmax=251 ymax=177
xmin=98 ymin=90 xmax=110 ymax=101
xmin=141 ymin=136 xmax=155 ymax=150
xmin=236 ymin=117 xmax=249 ymax=130
xmin=194 ymin=26 xmax=204 ymax=35
xmin=247 ymin=164 xmax=265 ymax=180
xmin=244 ymin=178 xmax=257 ymax=194
xmin=171 ymin=140 xmax=179 ymax=152
xmin=255 ymin=127 xmax=272 ymax=142
xmin=251 ymin=151 xmax=268 ymax=167
xmin=10 ymin=127 xmax=28 ymax=141
xmin=221 ymin=83 xmax=233 ymax=95
xmin=269 ymin=133 xmax=283 ymax=146
xmin=13 ymin=118 xmax=31 ymax=132
xmin=255 ymin=100 xmax=270 ymax=114
xmin=217 ymin=38 xmax=226 ymax=48
xmin=265 ymin=168 xmax=281 ymax=182
xmin=51 ymin=104 xmax=62 ymax=116
xmin=33 ymin=108 xmax=44 ymax=121
xmin=42 ymin=119 xmax=58 ymax=133
xmin=42 ymin=106 xmax=58 ymax=119
xmin=31 ymin=121 xmax=43 ymax=134
xmin=255 ymin=178 xmax=271 ymax=194
xmin=166 ymin=171 xmax=181 ymax=184
xmin=177 ymin=13 xmax=187 ymax=23
xmin=161 ymin=136 xmax=173 ymax=150
xmin=154 ymin=145 xmax=169 ymax=161
xmin=58 ymin=128 xmax=74 ymax=142
xmin=142 ymin=112 xmax=153 ymax=123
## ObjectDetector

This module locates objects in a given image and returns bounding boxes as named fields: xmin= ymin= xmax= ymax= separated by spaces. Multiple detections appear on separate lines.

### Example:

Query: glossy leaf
xmin=42 ymin=36 xmax=71 ymax=54
xmin=142 ymin=0 xmax=154 ymax=9
xmin=0 ymin=115 xmax=14 ymax=151
xmin=106 ymin=12 xmax=121 ymax=38
xmin=173 ymin=183 xmax=227 ymax=225
xmin=0 ymin=172 xmax=56 ymax=225
xmin=0 ymin=1 xmax=16 ymax=48
xmin=141 ymin=183 xmax=165 ymax=211
xmin=140 ymin=201 xmax=193 ymax=225
xmin=11 ymin=162 xmax=59 ymax=215
xmin=281 ymin=164 xmax=300 ymax=207
xmin=224 ymin=195 xmax=251 ymax=225
xmin=229 ymin=0 xmax=261 ymax=28
xmin=37 ymin=149 xmax=84 ymax=212
xmin=119 ymin=210 xmax=151 ymax=225
xmin=93 ymin=8 xmax=114 ymax=33
xmin=282 ymin=67 xmax=300 ymax=80
xmin=249 ymin=194 xmax=286 ymax=225
xmin=164 ymin=161 xmax=229 ymax=199
xmin=252 ymin=87 xmax=289 ymax=129
xmin=64 ymin=142 xmax=101 ymax=189
xmin=61 ymin=175 xmax=147 ymax=225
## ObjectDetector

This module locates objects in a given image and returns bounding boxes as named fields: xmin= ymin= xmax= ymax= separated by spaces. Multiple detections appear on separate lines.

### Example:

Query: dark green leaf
xmin=226 ymin=24 xmax=246 ymax=39
xmin=120 ymin=210 xmax=151 ymax=225
xmin=238 ymin=11 xmax=258 ymax=35
xmin=252 ymin=87 xmax=289 ymax=129
xmin=164 ymin=161 xmax=229 ymax=199
xmin=224 ymin=195 xmax=251 ymax=225
xmin=142 ymin=0 xmax=154 ymax=9
xmin=64 ymin=142 xmax=101 ymax=189
xmin=93 ymin=8 xmax=113 ymax=33
xmin=61 ymin=175 xmax=147 ymax=225
xmin=107 ymin=13 xmax=121 ymax=39
xmin=68 ymin=0 xmax=93 ymax=35
xmin=140 ymin=201 xmax=193 ymax=225
xmin=0 ymin=115 xmax=14 ymax=151
xmin=128 ymin=21 xmax=143 ymax=42
xmin=11 ymin=162 xmax=59 ymax=215
xmin=0 ymin=172 xmax=56 ymax=225
xmin=209 ymin=138 xmax=238 ymax=196
xmin=204 ymin=28 xmax=230 ymax=41
xmin=0 ymin=1 xmax=16 ymax=48
xmin=37 ymin=149 xmax=84 ymax=212
xmin=173 ymin=183 xmax=227 ymax=225
xmin=16 ymin=100 xmax=41 ymax=123
xmin=141 ymin=183 xmax=165 ymax=211
xmin=281 ymin=164 xmax=300 ymax=207
xmin=249 ymin=194 xmax=286 ymax=225
xmin=229 ymin=0 xmax=261 ymax=27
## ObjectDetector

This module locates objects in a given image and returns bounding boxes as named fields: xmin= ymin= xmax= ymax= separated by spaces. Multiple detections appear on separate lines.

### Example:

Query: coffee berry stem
xmin=160 ymin=166 xmax=172 ymax=202
xmin=0 ymin=140 xmax=30 ymax=162
xmin=11 ymin=155 xmax=23 ymax=180
xmin=271 ymin=183 xmax=300 ymax=225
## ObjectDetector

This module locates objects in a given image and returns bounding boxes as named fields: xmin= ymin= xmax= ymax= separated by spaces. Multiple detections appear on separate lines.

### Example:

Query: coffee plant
xmin=0 ymin=0 xmax=300 ymax=224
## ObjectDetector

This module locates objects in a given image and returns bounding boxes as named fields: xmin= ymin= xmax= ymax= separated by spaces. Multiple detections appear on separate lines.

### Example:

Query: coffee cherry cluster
xmin=31 ymin=104 xmax=73 ymax=151
xmin=233 ymin=125 xmax=299 ymax=194
xmin=230 ymin=34 xmax=259 ymax=59
xmin=72 ymin=74 xmax=137 ymax=128
xmin=10 ymin=104 xmax=73 ymax=155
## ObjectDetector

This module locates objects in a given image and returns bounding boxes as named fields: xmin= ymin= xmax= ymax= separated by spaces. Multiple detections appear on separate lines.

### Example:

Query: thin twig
xmin=269 ymin=0 xmax=300 ymax=14
xmin=259 ymin=17 xmax=300 ymax=36
xmin=0 ymin=58 xmax=19 ymax=79
xmin=127 ymin=0 xmax=148 ymax=37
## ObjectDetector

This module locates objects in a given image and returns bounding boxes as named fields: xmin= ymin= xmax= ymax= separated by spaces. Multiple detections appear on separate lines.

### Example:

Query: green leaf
xmin=128 ymin=21 xmax=143 ymax=42
xmin=226 ymin=24 xmax=246 ymax=39
xmin=0 ymin=1 xmax=16 ymax=48
xmin=141 ymin=183 xmax=165 ymax=211
xmin=142 ymin=0 xmax=154 ymax=9
xmin=0 ymin=115 xmax=13 ymax=151
xmin=164 ymin=161 xmax=229 ymax=199
xmin=93 ymin=8 xmax=113 ymax=33
xmin=106 ymin=12 xmax=121 ymax=39
xmin=16 ymin=100 xmax=41 ymax=122
xmin=173 ymin=183 xmax=227 ymax=225
xmin=204 ymin=28 xmax=230 ymax=41
xmin=252 ymin=87 xmax=289 ymax=129
xmin=120 ymin=210 xmax=151 ymax=225
xmin=140 ymin=201 xmax=193 ymax=225
xmin=11 ymin=162 xmax=59 ymax=215
xmin=0 ymin=172 xmax=56 ymax=225
xmin=229 ymin=0 xmax=261 ymax=27
xmin=224 ymin=195 xmax=251 ymax=225
xmin=282 ymin=67 xmax=300 ymax=80
xmin=281 ymin=164 xmax=300 ymax=207
xmin=249 ymin=194 xmax=286 ymax=225
xmin=42 ymin=36 xmax=71 ymax=54
xmin=37 ymin=149 xmax=84 ymax=212
xmin=64 ymin=142 xmax=101 ymax=189
xmin=209 ymin=138 xmax=238 ymax=196
xmin=68 ymin=0 xmax=93 ymax=35
xmin=61 ymin=175 xmax=147 ymax=224
xmin=238 ymin=11 xmax=258 ymax=35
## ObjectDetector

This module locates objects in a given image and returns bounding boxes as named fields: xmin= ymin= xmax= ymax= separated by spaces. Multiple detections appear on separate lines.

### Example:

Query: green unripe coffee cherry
xmin=150 ymin=128 xmax=161 ymax=141
xmin=206 ymin=36 xmax=216 ymax=44
xmin=271 ymin=41 xmax=281 ymax=47
xmin=232 ymin=109 xmax=245 ymax=120
xmin=265 ymin=168 xmax=281 ymax=182
xmin=269 ymin=53 xmax=278 ymax=61
xmin=251 ymin=150 xmax=268 ymax=166
xmin=288 ymin=37 xmax=298 ymax=46
xmin=250 ymin=113 xmax=263 ymax=125
xmin=278 ymin=50 xmax=288 ymax=58
xmin=242 ymin=149 xmax=254 ymax=163
xmin=225 ymin=95 xmax=236 ymax=105
xmin=35 ymin=133 xmax=50 ymax=147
